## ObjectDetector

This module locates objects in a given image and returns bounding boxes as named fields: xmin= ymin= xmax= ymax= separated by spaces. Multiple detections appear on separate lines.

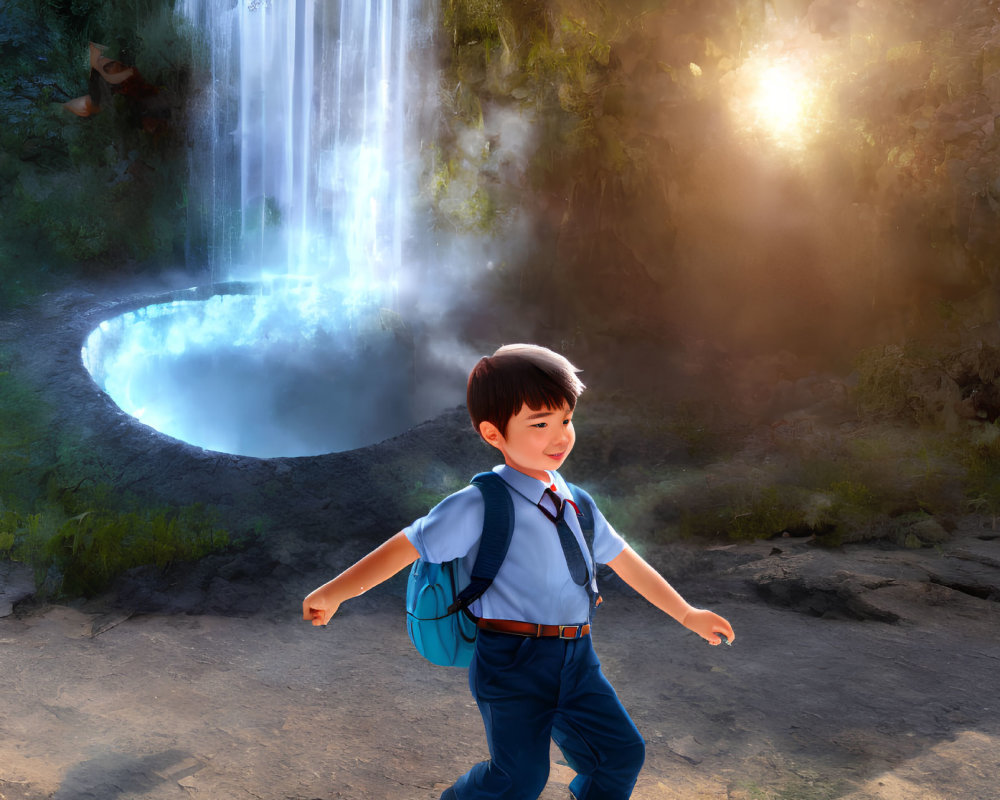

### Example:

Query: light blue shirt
xmin=404 ymin=464 xmax=627 ymax=625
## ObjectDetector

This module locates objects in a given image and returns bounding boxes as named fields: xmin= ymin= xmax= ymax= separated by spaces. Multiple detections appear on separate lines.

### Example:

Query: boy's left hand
xmin=682 ymin=608 xmax=735 ymax=646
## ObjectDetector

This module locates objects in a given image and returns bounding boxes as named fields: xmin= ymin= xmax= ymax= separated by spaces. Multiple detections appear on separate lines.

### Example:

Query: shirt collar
xmin=492 ymin=464 xmax=569 ymax=504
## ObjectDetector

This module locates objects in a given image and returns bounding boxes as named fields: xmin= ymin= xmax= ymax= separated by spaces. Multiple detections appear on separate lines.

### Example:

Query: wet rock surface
xmin=2 ymin=282 xmax=999 ymax=799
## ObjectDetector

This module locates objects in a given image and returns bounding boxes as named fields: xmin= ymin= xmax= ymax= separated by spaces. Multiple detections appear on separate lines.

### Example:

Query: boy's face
xmin=480 ymin=400 xmax=575 ymax=483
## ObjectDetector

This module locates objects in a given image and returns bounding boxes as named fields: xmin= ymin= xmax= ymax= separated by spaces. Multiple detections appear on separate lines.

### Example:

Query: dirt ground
xmin=2 ymin=527 xmax=998 ymax=800
xmin=2 ymin=283 xmax=999 ymax=799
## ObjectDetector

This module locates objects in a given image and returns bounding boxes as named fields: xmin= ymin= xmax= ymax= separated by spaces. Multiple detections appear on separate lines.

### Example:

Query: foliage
xmin=0 ymin=491 xmax=228 ymax=597
xmin=0 ymin=350 xmax=230 ymax=598
xmin=425 ymin=142 xmax=499 ymax=233
xmin=853 ymin=345 xmax=913 ymax=419
xmin=594 ymin=406 xmax=968 ymax=546
xmin=0 ymin=0 xmax=195 ymax=309
xmin=963 ymin=421 xmax=1000 ymax=524
xmin=851 ymin=314 xmax=1000 ymax=434
xmin=430 ymin=1 xmax=638 ymax=233
xmin=430 ymin=0 xmax=1000 ymax=363
xmin=0 ymin=352 xmax=57 ymax=507
xmin=444 ymin=0 xmax=504 ymax=47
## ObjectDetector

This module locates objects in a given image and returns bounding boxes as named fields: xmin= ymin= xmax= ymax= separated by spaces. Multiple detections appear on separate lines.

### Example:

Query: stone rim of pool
xmin=81 ymin=282 xmax=459 ymax=459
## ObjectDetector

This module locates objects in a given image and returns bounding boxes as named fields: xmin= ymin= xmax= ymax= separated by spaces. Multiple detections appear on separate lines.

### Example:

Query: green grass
xmin=0 ymin=350 xmax=231 ymax=598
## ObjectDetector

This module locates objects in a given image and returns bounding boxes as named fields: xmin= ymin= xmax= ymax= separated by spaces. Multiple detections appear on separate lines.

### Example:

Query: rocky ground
xmin=1 ymin=283 xmax=999 ymax=799
xmin=1 ymin=525 xmax=998 ymax=800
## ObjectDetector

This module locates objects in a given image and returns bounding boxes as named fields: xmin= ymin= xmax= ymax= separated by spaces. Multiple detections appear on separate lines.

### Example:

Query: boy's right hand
xmin=299 ymin=532 xmax=419 ymax=627
xmin=302 ymin=587 xmax=340 ymax=626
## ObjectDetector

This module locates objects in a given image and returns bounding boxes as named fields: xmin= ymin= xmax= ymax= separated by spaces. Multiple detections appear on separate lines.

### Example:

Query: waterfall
xmin=79 ymin=0 xmax=458 ymax=458
xmin=181 ymin=0 xmax=430 ymax=303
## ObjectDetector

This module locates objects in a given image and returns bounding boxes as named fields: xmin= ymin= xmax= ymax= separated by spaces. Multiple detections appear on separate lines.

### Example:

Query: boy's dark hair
xmin=467 ymin=344 xmax=585 ymax=438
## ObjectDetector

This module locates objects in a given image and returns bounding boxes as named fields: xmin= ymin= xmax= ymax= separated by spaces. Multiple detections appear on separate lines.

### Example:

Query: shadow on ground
xmin=1 ymin=283 xmax=999 ymax=799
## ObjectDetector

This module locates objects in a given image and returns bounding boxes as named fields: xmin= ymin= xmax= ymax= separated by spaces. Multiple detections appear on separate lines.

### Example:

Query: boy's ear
xmin=479 ymin=420 xmax=503 ymax=449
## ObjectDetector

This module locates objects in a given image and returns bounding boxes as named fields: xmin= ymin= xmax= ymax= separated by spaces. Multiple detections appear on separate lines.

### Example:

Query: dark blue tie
xmin=539 ymin=488 xmax=589 ymax=587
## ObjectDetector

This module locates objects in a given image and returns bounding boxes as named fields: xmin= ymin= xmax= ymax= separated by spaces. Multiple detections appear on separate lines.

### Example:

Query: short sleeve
xmin=591 ymin=504 xmax=626 ymax=565
xmin=403 ymin=485 xmax=485 ymax=564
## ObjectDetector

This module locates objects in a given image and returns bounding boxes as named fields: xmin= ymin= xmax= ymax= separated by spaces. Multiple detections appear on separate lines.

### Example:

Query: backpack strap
xmin=446 ymin=472 xmax=514 ymax=615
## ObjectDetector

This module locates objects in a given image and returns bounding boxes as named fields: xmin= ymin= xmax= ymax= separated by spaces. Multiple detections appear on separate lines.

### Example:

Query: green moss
xmin=425 ymin=142 xmax=501 ymax=233
xmin=444 ymin=0 xmax=503 ymax=46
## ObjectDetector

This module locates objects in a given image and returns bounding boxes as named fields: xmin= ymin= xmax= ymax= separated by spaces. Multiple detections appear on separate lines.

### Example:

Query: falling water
xmin=81 ymin=0 xmax=462 ymax=458
xmin=181 ymin=0 xmax=429 ymax=297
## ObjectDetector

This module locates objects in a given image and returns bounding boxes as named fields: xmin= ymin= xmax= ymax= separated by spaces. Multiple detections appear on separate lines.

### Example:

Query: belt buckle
xmin=559 ymin=625 xmax=581 ymax=640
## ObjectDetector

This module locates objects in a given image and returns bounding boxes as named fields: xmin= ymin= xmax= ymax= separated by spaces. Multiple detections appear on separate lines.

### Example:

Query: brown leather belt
xmin=477 ymin=618 xmax=590 ymax=639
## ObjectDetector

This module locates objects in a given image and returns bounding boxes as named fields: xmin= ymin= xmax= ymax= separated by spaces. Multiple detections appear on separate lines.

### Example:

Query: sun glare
xmin=752 ymin=64 xmax=810 ymax=140
xmin=726 ymin=47 xmax=829 ymax=151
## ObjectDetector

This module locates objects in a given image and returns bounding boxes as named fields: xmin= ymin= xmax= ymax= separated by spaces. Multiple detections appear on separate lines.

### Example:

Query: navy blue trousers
xmin=441 ymin=630 xmax=645 ymax=800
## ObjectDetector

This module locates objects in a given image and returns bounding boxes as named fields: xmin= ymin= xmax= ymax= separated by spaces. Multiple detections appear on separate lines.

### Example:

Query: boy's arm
xmin=302 ymin=531 xmax=420 ymax=626
xmin=607 ymin=544 xmax=735 ymax=645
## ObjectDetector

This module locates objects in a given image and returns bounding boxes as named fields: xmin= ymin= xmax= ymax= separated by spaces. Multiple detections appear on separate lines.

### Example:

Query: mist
xmin=7 ymin=0 xmax=1000 ymax=453
xmin=426 ymin=0 xmax=1000 ymax=402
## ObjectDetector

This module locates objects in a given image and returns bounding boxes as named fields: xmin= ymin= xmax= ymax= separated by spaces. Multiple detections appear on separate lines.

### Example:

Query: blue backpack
xmin=405 ymin=471 xmax=598 ymax=667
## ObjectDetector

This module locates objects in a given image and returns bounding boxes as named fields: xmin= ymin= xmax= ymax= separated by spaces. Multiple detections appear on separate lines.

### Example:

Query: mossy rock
xmin=903 ymin=516 xmax=950 ymax=547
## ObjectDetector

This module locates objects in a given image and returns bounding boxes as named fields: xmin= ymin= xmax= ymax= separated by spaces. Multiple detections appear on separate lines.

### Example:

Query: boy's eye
xmin=532 ymin=422 xmax=547 ymax=428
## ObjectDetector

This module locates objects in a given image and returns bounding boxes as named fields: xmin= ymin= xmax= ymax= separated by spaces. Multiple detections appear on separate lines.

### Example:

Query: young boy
xmin=303 ymin=344 xmax=735 ymax=800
